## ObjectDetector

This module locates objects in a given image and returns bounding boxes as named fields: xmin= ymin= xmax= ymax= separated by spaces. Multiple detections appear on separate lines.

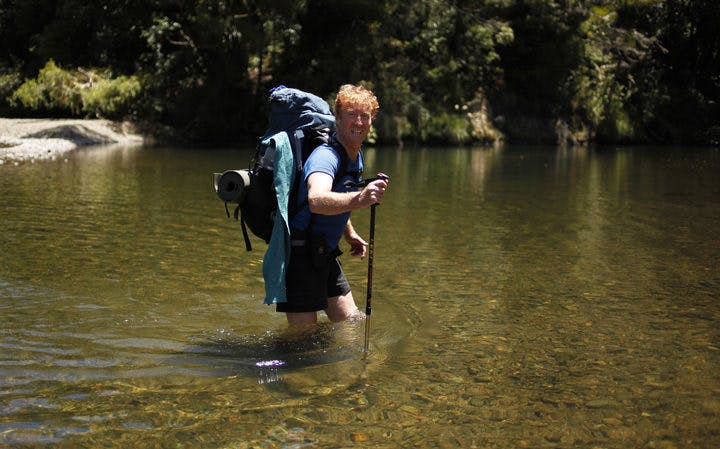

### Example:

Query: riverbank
xmin=0 ymin=118 xmax=145 ymax=165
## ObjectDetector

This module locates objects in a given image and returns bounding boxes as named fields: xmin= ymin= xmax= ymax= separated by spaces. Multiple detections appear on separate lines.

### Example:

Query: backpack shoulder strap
xmin=328 ymin=135 xmax=362 ymax=185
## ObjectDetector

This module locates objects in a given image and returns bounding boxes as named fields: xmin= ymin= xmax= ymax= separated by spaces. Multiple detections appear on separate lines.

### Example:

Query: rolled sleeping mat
xmin=214 ymin=169 xmax=250 ymax=203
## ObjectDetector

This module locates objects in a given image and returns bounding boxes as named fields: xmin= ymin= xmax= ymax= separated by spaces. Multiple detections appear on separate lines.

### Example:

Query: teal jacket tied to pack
xmin=262 ymin=132 xmax=294 ymax=304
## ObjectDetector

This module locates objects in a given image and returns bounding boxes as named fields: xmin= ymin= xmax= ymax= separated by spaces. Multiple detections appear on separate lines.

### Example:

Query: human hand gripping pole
xmin=344 ymin=175 xmax=388 ymax=353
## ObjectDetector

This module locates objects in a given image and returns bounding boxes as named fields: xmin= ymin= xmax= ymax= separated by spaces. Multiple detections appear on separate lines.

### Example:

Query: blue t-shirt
xmin=290 ymin=140 xmax=363 ymax=250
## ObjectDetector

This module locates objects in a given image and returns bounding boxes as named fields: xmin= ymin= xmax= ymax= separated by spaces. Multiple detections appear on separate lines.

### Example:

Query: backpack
xmin=213 ymin=86 xmax=349 ymax=251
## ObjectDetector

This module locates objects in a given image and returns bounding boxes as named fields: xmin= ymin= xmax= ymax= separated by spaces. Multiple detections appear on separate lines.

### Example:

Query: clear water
xmin=1 ymin=143 xmax=719 ymax=448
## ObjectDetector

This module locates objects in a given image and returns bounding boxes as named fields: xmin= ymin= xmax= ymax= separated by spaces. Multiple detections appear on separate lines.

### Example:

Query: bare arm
xmin=344 ymin=219 xmax=368 ymax=257
xmin=307 ymin=172 xmax=388 ymax=215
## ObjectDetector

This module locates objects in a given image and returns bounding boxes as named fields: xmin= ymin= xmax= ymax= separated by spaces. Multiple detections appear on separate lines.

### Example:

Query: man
xmin=279 ymin=84 xmax=389 ymax=325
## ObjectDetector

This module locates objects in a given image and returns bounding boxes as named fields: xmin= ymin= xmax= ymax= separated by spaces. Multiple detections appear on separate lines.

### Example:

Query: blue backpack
xmin=214 ymin=86 xmax=346 ymax=251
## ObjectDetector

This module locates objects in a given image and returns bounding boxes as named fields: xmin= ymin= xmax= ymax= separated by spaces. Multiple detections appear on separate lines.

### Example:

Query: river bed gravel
xmin=0 ymin=118 xmax=143 ymax=165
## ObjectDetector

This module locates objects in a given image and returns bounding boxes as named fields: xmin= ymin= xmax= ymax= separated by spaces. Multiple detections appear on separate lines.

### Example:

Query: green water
xmin=1 ymin=143 xmax=719 ymax=448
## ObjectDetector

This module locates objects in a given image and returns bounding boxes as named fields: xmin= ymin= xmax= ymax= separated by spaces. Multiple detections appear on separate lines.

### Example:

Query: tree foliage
xmin=0 ymin=0 xmax=717 ymax=145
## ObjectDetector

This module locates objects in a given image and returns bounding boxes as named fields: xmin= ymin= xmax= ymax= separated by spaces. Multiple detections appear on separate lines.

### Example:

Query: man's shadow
xmin=176 ymin=321 xmax=365 ymax=386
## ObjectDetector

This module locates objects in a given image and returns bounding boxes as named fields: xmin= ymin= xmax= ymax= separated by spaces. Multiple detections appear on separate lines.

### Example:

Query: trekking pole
xmin=363 ymin=203 xmax=377 ymax=354
xmin=344 ymin=176 xmax=388 ymax=354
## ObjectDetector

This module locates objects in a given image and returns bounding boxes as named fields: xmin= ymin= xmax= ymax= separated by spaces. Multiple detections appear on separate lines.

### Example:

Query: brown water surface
xmin=1 ymin=144 xmax=719 ymax=448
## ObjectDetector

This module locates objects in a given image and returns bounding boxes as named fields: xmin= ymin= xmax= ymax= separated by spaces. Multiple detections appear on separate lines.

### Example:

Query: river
xmin=1 ymin=143 xmax=719 ymax=448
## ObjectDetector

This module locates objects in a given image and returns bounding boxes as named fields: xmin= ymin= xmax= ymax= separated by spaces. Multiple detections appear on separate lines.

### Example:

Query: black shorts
xmin=277 ymin=243 xmax=351 ymax=313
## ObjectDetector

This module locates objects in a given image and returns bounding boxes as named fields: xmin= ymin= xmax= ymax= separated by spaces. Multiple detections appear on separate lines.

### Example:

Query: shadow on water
xmin=177 ymin=322 xmax=366 ymax=386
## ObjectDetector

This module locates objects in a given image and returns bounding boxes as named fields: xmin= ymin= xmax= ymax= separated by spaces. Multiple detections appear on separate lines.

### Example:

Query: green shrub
xmin=0 ymin=70 xmax=22 ymax=105
xmin=425 ymin=112 xmax=472 ymax=144
xmin=81 ymin=75 xmax=141 ymax=118
xmin=10 ymin=60 xmax=141 ymax=118
xmin=12 ymin=60 xmax=82 ymax=114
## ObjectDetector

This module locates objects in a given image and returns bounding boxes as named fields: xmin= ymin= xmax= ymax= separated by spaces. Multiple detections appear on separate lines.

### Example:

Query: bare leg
xmin=325 ymin=290 xmax=365 ymax=322
xmin=286 ymin=312 xmax=318 ymax=326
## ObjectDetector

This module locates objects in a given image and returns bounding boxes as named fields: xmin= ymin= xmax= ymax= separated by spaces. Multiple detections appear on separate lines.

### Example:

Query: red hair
xmin=334 ymin=84 xmax=379 ymax=118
